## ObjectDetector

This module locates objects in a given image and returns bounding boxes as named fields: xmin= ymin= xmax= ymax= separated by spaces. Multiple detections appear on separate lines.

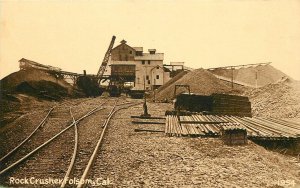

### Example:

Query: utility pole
xmin=231 ymin=67 xmax=234 ymax=90
xmin=255 ymin=71 xmax=258 ymax=89
xmin=141 ymin=75 xmax=150 ymax=117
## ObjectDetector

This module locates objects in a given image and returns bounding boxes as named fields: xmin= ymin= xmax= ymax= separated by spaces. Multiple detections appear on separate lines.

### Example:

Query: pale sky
xmin=1 ymin=0 xmax=300 ymax=80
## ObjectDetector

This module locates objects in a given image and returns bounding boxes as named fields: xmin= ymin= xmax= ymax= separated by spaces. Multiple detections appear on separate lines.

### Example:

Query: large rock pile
xmin=0 ymin=69 xmax=76 ymax=100
xmin=0 ymin=69 xmax=82 ymax=126
xmin=244 ymin=78 xmax=300 ymax=118
xmin=155 ymin=68 xmax=239 ymax=101
xmin=209 ymin=64 xmax=288 ymax=87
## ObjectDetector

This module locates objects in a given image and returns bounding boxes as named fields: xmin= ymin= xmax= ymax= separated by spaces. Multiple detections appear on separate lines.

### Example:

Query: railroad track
xmin=0 ymin=103 xmax=106 ymax=176
xmin=59 ymin=100 xmax=142 ymax=188
xmin=0 ymin=98 xmax=110 ymax=176
xmin=0 ymin=107 xmax=54 ymax=163
xmin=0 ymin=98 xmax=142 ymax=187
xmin=0 ymin=98 xmax=98 ymax=160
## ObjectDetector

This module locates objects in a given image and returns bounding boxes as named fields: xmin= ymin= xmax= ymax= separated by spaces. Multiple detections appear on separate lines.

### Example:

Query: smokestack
xmin=83 ymin=70 xmax=86 ymax=76
xmin=148 ymin=49 xmax=156 ymax=54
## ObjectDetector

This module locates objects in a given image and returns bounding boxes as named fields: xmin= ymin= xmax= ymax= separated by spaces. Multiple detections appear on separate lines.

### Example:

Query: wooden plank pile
xmin=211 ymin=94 xmax=252 ymax=117
xmin=221 ymin=126 xmax=247 ymax=145
xmin=165 ymin=115 xmax=182 ymax=137
xmin=215 ymin=115 xmax=300 ymax=139
xmin=174 ymin=93 xmax=252 ymax=117
xmin=165 ymin=115 xmax=245 ymax=137
xmin=165 ymin=114 xmax=300 ymax=141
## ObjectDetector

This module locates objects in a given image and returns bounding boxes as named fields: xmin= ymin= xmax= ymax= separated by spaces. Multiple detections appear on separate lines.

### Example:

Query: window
xmin=148 ymin=80 xmax=151 ymax=84
xmin=146 ymin=75 xmax=149 ymax=80
xmin=148 ymin=60 xmax=150 ymax=65
xmin=156 ymin=75 xmax=159 ymax=79
xmin=129 ymin=51 xmax=132 ymax=54
xmin=119 ymin=54 xmax=122 ymax=61
xmin=142 ymin=60 xmax=145 ymax=65
xmin=156 ymin=66 xmax=159 ymax=69
xmin=125 ymin=55 xmax=128 ymax=61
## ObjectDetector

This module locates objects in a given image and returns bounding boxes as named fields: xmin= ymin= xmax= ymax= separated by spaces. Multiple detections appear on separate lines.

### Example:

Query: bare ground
xmin=0 ymin=97 xmax=299 ymax=187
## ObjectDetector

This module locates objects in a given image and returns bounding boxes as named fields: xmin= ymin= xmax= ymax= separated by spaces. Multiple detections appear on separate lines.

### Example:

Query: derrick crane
xmin=97 ymin=35 xmax=116 ymax=83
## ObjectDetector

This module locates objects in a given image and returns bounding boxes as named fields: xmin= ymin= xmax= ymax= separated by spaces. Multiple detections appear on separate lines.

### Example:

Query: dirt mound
xmin=15 ymin=80 xmax=69 ymax=100
xmin=244 ymin=79 xmax=300 ymax=118
xmin=209 ymin=64 xmax=288 ymax=87
xmin=1 ymin=69 xmax=71 ymax=93
xmin=0 ymin=69 xmax=86 ymax=105
xmin=155 ymin=68 xmax=236 ymax=101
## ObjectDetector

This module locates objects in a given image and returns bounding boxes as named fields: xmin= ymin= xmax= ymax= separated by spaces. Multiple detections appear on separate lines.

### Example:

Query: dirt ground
xmin=0 ymin=96 xmax=299 ymax=187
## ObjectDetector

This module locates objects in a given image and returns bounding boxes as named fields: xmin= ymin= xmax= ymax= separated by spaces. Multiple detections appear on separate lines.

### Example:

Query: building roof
xmin=134 ymin=53 xmax=164 ymax=61
xmin=112 ymin=43 xmax=136 ymax=52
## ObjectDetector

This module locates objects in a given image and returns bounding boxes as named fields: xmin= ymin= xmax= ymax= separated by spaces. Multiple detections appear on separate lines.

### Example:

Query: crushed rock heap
xmin=0 ymin=69 xmax=75 ymax=100
xmin=208 ymin=64 xmax=288 ymax=87
xmin=155 ymin=68 xmax=239 ymax=101
xmin=244 ymin=78 xmax=300 ymax=118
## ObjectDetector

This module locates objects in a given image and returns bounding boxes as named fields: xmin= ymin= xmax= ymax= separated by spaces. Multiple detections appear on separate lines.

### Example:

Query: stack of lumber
xmin=211 ymin=115 xmax=300 ymax=139
xmin=165 ymin=115 xmax=181 ymax=136
xmin=165 ymin=114 xmax=300 ymax=140
xmin=211 ymin=94 xmax=252 ymax=117
xmin=174 ymin=93 xmax=252 ymax=117
xmin=165 ymin=115 xmax=242 ymax=137
xmin=221 ymin=124 xmax=247 ymax=145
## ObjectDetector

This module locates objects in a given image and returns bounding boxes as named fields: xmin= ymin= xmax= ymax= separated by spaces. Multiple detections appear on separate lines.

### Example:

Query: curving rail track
xmin=0 ymin=107 xmax=54 ymax=163
xmin=76 ymin=101 xmax=141 ymax=188
xmin=57 ymin=100 xmax=142 ymax=188
xmin=0 ymin=103 xmax=106 ymax=176
xmin=0 ymin=97 xmax=142 ymax=187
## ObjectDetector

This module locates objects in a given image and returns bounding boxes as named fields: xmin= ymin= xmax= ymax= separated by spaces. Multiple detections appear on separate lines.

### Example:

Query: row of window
xmin=117 ymin=56 xmax=158 ymax=66
xmin=142 ymin=60 xmax=150 ymax=65
xmin=146 ymin=75 xmax=160 ymax=80
xmin=137 ymin=75 xmax=160 ymax=84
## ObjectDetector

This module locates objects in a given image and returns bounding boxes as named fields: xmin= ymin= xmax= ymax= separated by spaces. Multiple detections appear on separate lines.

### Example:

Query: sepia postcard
xmin=0 ymin=0 xmax=300 ymax=187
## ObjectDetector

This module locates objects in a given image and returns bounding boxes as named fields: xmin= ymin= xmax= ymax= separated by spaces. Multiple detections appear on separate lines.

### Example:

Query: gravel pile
xmin=1 ymin=69 xmax=71 ymax=93
xmin=155 ymin=68 xmax=234 ymax=101
xmin=156 ymin=70 xmax=188 ymax=93
xmin=0 ymin=69 xmax=77 ymax=99
xmin=209 ymin=64 xmax=288 ymax=87
xmin=0 ymin=69 xmax=84 ymax=124
xmin=244 ymin=78 xmax=300 ymax=118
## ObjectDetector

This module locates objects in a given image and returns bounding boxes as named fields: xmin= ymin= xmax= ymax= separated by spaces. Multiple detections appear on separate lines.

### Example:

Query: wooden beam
xmin=134 ymin=129 xmax=164 ymax=133
xmin=131 ymin=116 xmax=165 ymax=119
xmin=132 ymin=121 xmax=165 ymax=125
xmin=207 ymin=62 xmax=271 ymax=70
xmin=180 ymin=121 xmax=228 ymax=124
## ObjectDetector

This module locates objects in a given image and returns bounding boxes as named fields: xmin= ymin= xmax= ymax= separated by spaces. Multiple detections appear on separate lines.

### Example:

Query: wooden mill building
xmin=105 ymin=39 xmax=172 ymax=91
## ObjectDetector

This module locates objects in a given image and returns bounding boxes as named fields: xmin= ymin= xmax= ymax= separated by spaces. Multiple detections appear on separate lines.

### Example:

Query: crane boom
xmin=97 ymin=35 xmax=116 ymax=80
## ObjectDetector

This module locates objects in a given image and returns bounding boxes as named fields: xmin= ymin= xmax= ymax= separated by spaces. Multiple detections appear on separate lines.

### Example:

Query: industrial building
xmin=105 ymin=39 xmax=173 ymax=91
